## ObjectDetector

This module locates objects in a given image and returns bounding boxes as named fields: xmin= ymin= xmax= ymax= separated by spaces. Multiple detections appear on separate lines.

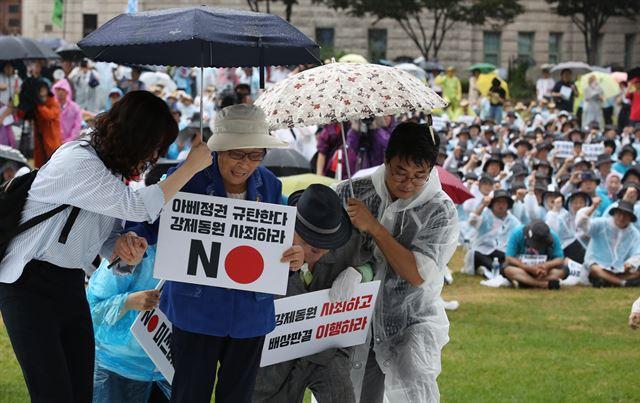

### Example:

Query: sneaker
xmin=590 ymin=277 xmax=606 ymax=288
xmin=480 ymin=275 xmax=512 ymax=288
xmin=560 ymin=275 xmax=580 ymax=287
xmin=548 ymin=279 xmax=560 ymax=290
xmin=477 ymin=266 xmax=491 ymax=278
xmin=443 ymin=300 xmax=460 ymax=311
xmin=444 ymin=267 xmax=454 ymax=285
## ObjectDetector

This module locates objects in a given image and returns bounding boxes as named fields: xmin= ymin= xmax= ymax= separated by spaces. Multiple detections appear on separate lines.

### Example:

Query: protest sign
xmin=582 ymin=143 xmax=604 ymax=162
xmin=131 ymin=281 xmax=174 ymax=383
xmin=553 ymin=141 xmax=574 ymax=159
xmin=154 ymin=192 xmax=296 ymax=295
xmin=519 ymin=254 xmax=547 ymax=266
xmin=260 ymin=281 xmax=380 ymax=367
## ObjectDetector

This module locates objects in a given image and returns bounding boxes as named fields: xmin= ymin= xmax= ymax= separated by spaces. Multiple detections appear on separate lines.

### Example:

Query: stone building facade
xmin=0 ymin=0 xmax=22 ymax=35
xmin=20 ymin=0 xmax=640 ymax=71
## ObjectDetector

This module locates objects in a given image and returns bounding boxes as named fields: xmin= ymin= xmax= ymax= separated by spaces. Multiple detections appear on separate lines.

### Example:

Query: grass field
xmin=1 ymin=250 xmax=640 ymax=402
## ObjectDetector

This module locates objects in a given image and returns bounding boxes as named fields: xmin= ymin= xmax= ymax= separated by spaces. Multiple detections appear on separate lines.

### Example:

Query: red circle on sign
xmin=225 ymin=245 xmax=264 ymax=284
xmin=147 ymin=315 xmax=159 ymax=332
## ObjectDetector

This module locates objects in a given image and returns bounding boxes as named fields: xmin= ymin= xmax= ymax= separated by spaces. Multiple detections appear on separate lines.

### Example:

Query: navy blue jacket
xmin=131 ymin=156 xmax=283 ymax=338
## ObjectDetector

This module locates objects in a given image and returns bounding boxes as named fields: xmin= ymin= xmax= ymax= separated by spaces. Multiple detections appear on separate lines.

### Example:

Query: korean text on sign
xmin=260 ymin=281 xmax=380 ymax=367
xmin=154 ymin=192 xmax=296 ymax=295
xmin=131 ymin=281 xmax=174 ymax=383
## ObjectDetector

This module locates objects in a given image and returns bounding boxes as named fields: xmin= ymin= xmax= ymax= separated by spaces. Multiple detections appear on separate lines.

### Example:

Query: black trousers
xmin=603 ymin=106 xmax=614 ymax=125
xmin=474 ymin=250 xmax=505 ymax=271
xmin=0 ymin=260 xmax=94 ymax=403
xmin=171 ymin=326 xmax=265 ymax=403
xmin=563 ymin=240 xmax=586 ymax=264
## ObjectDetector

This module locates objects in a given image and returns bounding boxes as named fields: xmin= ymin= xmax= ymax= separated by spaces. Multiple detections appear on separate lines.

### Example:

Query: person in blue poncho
xmin=87 ymin=245 xmax=171 ymax=402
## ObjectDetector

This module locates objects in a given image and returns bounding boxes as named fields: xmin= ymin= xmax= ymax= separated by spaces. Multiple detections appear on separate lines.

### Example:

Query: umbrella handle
xmin=340 ymin=121 xmax=354 ymax=198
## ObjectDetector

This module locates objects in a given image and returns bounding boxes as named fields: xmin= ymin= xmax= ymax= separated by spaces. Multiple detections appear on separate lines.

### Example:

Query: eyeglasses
xmin=226 ymin=150 xmax=266 ymax=162
xmin=388 ymin=166 xmax=429 ymax=186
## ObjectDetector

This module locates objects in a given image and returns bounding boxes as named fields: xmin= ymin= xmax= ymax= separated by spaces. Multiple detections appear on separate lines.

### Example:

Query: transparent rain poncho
xmin=577 ymin=214 xmax=640 ymax=272
xmin=86 ymin=246 xmax=165 ymax=382
xmin=335 ymin=165 xmax=459 ymax=403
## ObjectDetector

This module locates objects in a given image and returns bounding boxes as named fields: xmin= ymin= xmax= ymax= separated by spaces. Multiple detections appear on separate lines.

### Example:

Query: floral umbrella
xmin=255 ymin=62 xmax=446 ymax=129
xmin=255 ymin=62 xmax=446 ymax=194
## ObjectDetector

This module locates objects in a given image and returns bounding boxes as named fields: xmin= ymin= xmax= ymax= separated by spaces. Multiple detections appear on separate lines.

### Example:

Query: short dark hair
xmin=385 ymin=122 xmax=439 ymax=168
xmin=90 ymin=91 xmax=178 ymax=180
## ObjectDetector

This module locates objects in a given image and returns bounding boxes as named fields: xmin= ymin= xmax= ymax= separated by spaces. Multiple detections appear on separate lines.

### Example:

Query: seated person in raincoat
xmin=578 ymin=200 xmax=640 ymax=287
xmin=467 ymin=189 xmax=521 ymax=277
xmin=459 ymin=174 xmax=495 ymax=242
xmin=87 ymin=245 xmax=171 ymax=402
xmin=503 ymin=220 xmax=567 ymax=289
xmin=253 ymin=184 xmax=363 ymax=403
xmin=329 ymin=122 xmax=459 ymax=403
xmin=128 ymin=104 xmax=305 ymax=403
xmin=545 ymin=192 xmax=591 ymax=264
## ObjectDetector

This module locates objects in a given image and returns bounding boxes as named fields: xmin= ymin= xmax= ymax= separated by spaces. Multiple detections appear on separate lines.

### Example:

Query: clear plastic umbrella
xmin=550 ymin=61 xmax=592 ymax=73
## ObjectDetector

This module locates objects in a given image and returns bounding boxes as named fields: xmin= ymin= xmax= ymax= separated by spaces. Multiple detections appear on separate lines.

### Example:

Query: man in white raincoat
xmin=329 ymin=122 xmax=459 ymax=402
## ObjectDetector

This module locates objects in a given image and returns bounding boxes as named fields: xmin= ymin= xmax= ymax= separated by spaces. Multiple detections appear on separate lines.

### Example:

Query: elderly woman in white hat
xmin=129 ymin=104 xmax=304 ymax=403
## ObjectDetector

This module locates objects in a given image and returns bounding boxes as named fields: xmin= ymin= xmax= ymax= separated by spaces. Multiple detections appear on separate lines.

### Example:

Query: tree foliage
xmin=317 ymin=0 xmax=524 ymax=60
xmin=546 ymin=0 xmax=640 ymax=65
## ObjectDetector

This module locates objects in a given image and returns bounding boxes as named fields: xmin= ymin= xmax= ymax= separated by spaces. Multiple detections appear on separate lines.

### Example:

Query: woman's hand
xmin=124 ymin=290 xmax=160 ymax=312
xmin=281 ymin=245 xmax=304 ymax=271
xmin=111 ymin=232 xmax=147 ymax=266
xmin=185 ymin=133 xmax=213 ymax=174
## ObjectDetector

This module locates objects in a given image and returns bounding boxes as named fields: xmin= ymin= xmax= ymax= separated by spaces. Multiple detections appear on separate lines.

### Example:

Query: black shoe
xmin=625 ymin=278 xmax=640 ymax=287
xmin=548 ymin=280 xmax=560 ymax=290
xmin=591 ymin=278 xmax=606 ymax=288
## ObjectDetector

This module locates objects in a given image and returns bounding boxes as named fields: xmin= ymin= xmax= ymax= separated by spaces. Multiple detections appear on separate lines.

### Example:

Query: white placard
xmin=553 ymin=141 xmax=574 ymax=159
xmin=582 ymin=143 xmax=604 ymax=162
xmin=560 ymin=85 xmax=572 ymax=100
xmin=154 ymin=192 xmax=296 ymax=295
xmin=260 ymin=281 xmax=380 ymax=367
xmin=131 ymin=281 xmax=174 ymax=384
xmin=519 ymin=254 xmax=548 ymax=266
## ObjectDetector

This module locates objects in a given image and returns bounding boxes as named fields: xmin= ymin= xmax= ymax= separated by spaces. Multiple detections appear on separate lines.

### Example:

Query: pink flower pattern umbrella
xmin=255 ymin=62 xmax=447 ymax=130
xmin=256 ymin=62 xmax=447 ymax=195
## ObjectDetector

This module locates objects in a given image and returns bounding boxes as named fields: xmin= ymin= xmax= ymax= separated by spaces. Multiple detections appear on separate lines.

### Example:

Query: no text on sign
xmin=154 ymin=192 xmax=296 ymax=295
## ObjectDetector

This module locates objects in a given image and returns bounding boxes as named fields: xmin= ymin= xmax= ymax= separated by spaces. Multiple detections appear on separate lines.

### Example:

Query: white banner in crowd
xmin=154 ymin=192 xmax=296 ymax=295
xmin=260 ymin=281 xmax=381 ymax=367
xmin=131 ymin=281 xmax=174 ymax=384
xmin=553 ymin=141 xmax=574 ymax=159
xmin=582 ymin=143 xmax=604 ymax=162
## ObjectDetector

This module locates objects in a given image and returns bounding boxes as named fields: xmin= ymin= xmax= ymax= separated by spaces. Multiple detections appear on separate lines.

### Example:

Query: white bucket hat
xmin=207 ymin=104 xmax=288 ymax=152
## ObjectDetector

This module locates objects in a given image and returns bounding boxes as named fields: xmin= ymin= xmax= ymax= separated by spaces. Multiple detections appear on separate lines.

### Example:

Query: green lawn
xmin=1 ymin=249 xmax=639 ymax=402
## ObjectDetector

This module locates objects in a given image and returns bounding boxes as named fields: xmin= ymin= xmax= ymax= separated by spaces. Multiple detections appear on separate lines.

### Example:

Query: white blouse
xmin=0 ymin=141 xmax=165 ymax=283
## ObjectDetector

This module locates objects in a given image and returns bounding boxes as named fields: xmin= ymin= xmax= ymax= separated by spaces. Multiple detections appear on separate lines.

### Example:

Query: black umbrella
xmin=78 ymin=7 xmax=319 ymax=71
xmin=0 ymin=145 xmax=29 ymax=169
xmin=78 ymin=6 xmax=319 ymax=138
xmin=262 ymin=149 xmax=311 ymax=177
xmin=0 ymin=36 xmax=60 ymax=61
xmin=55 ymin=43 xmax=85 ymax=62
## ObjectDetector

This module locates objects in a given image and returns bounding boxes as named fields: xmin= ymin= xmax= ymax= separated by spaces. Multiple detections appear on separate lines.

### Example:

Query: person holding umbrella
xmin=0 ymin=90 xmax=213 ymax=403
xmin=551 ymin=69 xmax=577 ymax=113
xmin=329 ymin=122 xmax=458 ymax=402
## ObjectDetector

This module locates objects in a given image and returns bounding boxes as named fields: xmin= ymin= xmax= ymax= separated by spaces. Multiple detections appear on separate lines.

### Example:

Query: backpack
xmin=0 ymin=170 xmax=79 ymax=264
